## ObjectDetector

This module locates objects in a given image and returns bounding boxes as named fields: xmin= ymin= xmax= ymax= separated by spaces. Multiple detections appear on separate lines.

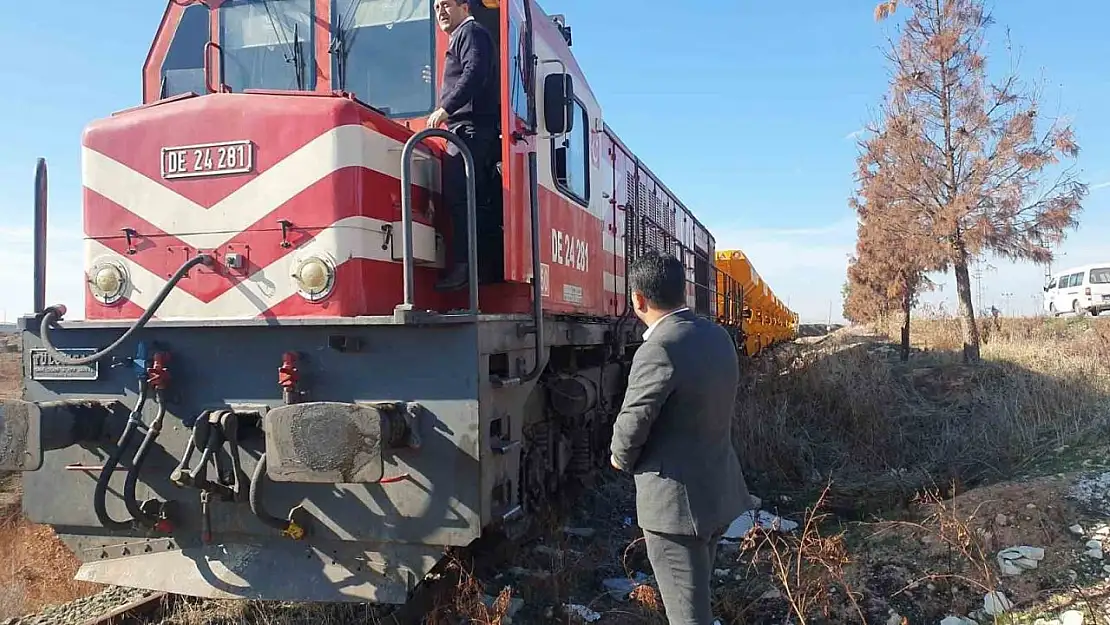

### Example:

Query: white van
xmin=1043 ymin=263 xmax=1110 ymax=316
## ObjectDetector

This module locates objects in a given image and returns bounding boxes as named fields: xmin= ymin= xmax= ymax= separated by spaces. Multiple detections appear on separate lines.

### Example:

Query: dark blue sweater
xmin=438 ymin=18 xmax=498 ymax=128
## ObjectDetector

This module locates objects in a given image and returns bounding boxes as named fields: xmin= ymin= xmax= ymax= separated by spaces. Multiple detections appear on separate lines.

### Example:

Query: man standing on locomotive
xmin=428 ymin=0 xmax=500 ymax=291
xmin=610 ymin=252 xmax=754 ymax=625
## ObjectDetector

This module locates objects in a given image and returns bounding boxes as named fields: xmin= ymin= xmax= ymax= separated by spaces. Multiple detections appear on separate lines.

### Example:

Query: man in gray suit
xmin=610 ymin=251 xmax=753 ymax=625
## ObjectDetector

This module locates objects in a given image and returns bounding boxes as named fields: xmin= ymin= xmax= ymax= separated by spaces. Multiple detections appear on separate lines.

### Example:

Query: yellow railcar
xmin=714 ymin=250 xmax=797 ymax=357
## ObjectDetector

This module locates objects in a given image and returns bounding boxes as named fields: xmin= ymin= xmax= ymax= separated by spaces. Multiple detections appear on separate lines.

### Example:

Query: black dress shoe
xmin=435 ymin=263 xmax=469 ymax=291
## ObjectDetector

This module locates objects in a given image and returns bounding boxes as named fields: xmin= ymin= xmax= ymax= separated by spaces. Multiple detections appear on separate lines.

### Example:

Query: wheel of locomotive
xmin=521 ymin=425 xmax=550 ymax=514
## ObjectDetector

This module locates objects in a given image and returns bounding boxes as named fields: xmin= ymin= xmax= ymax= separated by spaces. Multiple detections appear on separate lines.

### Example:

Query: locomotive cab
xmin=153 ymin=0 xmax=503 ymax=117
xmin=75 ymin=0 xmax=556 ymax=323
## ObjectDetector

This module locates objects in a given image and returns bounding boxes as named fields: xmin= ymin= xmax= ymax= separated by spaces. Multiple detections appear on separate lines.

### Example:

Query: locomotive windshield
xmin=158 ymin=0 xmax=435 ymax=110
xmin=333 ymin=0 xmax=436 ymax=118
xmin=219 ymin=0 xmax=316 ymax=92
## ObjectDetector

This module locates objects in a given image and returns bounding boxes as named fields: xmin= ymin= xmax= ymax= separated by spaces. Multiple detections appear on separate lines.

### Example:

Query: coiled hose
xmin=94 ymin=381 xmax=150 ymax=531
xmin=38 ymin=254 xmax=213 ymax=366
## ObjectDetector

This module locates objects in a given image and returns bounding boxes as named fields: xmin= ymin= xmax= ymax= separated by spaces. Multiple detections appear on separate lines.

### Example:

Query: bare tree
xmin=856 ymin=0 xmax=1086 ymax=363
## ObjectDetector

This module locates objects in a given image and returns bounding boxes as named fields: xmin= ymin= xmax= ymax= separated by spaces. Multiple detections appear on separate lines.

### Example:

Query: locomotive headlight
xmin=87 ymin=259 xmax=128 ymax=304
xmin=292 ymin=254 xmax=335 ymax=301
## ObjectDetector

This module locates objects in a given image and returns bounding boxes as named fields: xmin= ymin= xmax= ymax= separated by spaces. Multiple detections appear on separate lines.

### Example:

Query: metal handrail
xmin=398 ymin=128 xmax=479 ymax=315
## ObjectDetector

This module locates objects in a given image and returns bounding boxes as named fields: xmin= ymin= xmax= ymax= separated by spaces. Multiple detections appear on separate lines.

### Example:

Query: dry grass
xmin=732 ymin=484 xmax=869 ymax=625
xmin=155 ymin=598 xmax=387 ymax=625
xmin=0 ymin=497 xmax=101 ymax=620
xmin=734 ymin=316 xmax=1110 ymax=519
xmin=0 ymin=349 xmax=19 ymax=400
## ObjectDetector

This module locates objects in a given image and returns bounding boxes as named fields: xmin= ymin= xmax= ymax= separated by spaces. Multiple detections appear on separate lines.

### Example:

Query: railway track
xmin=79 ymin=591 xmax=170 ymax=625
xmin=2 ymin=588 xmax=170 ymax=625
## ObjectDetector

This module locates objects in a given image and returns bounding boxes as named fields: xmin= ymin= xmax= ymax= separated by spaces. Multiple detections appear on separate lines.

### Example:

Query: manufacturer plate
xmin=161 ymin=139 xmax=254 ymax=180
xmin=28 ymin=348 xmax=99 ymax=381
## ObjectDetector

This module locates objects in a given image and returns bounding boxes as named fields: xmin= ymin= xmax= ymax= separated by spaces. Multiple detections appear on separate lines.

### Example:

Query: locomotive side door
xmin=498 ymin=0 xmax=538 ymax=286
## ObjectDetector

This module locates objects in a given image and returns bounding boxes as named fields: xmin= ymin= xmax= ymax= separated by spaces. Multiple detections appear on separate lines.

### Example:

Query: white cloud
xmin=711 ymin=215 xmax=859 ymax=324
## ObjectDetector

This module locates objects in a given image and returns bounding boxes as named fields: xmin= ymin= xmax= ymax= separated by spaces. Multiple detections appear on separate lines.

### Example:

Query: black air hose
xmin=39 ymin=254 xmax=213 ymax=366
xmin=249 ymin=453 xmax=291 ymax=531
xmin=94 ymin=382 xmax=150 ymax=531
xmin=123 ymin=390 xmax=168 ymax=528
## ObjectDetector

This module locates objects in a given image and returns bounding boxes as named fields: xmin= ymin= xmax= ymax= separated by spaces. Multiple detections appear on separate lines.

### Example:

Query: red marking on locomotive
xmin=82 ymin=0 xmax=703 ymax=324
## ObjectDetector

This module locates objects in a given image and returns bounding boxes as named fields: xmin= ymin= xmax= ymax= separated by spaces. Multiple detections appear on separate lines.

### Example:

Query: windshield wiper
xmin=290 ymin=23 xmax=304 ymax=90
xmin=260 ymin=0 xmax=305 ymax=90
xmin=333 ymin=0 xmax=366 ymax=91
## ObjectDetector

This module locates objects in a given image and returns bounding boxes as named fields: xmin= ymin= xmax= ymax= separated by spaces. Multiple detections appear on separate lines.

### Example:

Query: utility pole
xmin=1001 ymin=292 xmax=1013 ymax=316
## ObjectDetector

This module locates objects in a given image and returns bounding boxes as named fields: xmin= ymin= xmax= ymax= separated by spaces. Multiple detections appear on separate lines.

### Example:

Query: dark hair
xmin=628 ymin=252 xmax=686 ymax=309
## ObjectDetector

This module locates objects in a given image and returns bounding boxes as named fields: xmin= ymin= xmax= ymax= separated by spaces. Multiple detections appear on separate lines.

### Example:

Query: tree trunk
xmin=952 ymin=250 xmax=982 ymax=364
xmin=900 ymin=277 xmax=911 ymax=362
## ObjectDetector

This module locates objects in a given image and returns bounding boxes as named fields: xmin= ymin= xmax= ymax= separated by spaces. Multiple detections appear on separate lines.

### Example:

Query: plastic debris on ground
xmin=602 ymin=572 xmax=653 ymax=601
xmin=564 ymin=603 xmax=602 ymax=622
xmin=721 ymin=509 xmax=800 ymax=541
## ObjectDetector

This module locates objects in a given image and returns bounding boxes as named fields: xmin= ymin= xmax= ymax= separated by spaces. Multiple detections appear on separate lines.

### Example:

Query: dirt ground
xmin=834 ymin=470 xmax=1110 ymax=624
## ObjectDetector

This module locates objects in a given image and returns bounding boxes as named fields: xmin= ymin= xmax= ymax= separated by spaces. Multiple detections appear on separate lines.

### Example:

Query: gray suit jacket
xmin=610 ymin=309 xmax=753 ymax=537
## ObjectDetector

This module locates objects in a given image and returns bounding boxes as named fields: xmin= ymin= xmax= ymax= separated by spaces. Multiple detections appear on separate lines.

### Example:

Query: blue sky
xmin=0 ymin=0 xmax=1106 ymax=323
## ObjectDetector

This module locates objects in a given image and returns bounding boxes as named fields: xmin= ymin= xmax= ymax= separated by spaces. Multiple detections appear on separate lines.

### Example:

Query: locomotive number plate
xmin=161 ymin=140 xmax=254 ymax=180
xmin=28 ymin=348 xmax=99 ymax=381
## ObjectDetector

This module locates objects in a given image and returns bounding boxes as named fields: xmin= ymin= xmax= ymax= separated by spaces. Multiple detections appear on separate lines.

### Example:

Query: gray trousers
xmin=643 ymin=525 xmax=727 ymax=625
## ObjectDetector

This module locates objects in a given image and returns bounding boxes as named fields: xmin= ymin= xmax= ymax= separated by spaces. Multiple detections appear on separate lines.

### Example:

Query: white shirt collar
xmin=642 ymin=307 xmax=690 ymax=340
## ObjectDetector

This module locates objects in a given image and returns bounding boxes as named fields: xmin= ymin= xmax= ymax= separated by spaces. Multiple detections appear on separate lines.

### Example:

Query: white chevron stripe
xmin=602 ymin=233 xmax=626 ymax=258
xmin=85 ymin=216 xmax=431 ymax=319
xmin=603 ymin=271 xmax=625 ymax=293
xmin=82 ymin=124 xmax=441 ymax=251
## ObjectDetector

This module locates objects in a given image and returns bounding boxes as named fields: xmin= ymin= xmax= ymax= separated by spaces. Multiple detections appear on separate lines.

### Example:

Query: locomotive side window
xmin=161 ymin=5 xmax=210 ymax=98
xmin=332 ymin=0 xmax=436 ymax=118
xmin=508 ymin=8 xmax=532 ymax=126
xmin=219 ymin=0 xmax=316 ymax=92
xmin=553 ymin=99 xmax=589 ymax=205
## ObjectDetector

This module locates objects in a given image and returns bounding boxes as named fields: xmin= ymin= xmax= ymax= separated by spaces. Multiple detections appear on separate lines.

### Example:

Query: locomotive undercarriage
xmin=0 ymin=312 xmax=635 ymax=604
